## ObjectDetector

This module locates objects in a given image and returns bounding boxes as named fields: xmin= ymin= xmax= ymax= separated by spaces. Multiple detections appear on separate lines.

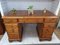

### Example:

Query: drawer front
xmin=24 ymin=18 xmax=37 ymax=23
xmin=43 ymin=28 xmax=54 ymax=34
xmin=45 ymin=18 xmax=57 ymax=23
xmin=8 ymin=33 xmax=21 ymax=40
xmin=5 ymin=24 xmax=13 ymax=33
xmin=3 ymin=18 xmax=17 ymax=23
xmin=41 ymin=34 xmax=52 ymax=38
xmin=44 ymin=23 xmax=56 ymax=28
xmin=5 ymin=24 xmax=19 ymax=34
xmin=12 ymin=24 xmax=19 ymax=33
xmin=38 ymin=28 xmax=53 ymax=38
xmin=24 ymin=18 xmax=43 ymax=23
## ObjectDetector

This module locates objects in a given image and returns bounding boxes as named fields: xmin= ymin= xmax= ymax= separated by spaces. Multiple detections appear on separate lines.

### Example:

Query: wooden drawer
xmin=5 ymin=24 xmax=13 ymax=33
xmin=37 ymin=28 xmax=53 ymax=38
xmin=8 ymin=33 xmax=21 ymax=40
xmin=45 ymin=18 xmax=58 ymax=23
xmin=42 ymin=34 xmax=52 ymax=38
xmin=5 ymin=24 xmax=20 ymax=34
xmin=12 ymin=24 xmax=19 ymax=33
xmin=3 ymin=18 xmax=17 ymax=23
xmin=24 ymin=18 xmax=43 ymax=23
xmin=43 ymin=28 xmax=54 ymax=34
xmin=44 ymin=23 xmax=56 ymax=28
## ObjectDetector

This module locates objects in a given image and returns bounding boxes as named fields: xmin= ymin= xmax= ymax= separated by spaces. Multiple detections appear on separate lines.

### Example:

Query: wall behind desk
xmin=7 ymin=1 xmax=52 ymax=11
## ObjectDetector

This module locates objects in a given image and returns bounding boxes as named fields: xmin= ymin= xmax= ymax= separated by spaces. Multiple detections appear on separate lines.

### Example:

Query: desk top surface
xmin=2 ymin=10 xmax=58 ymax=18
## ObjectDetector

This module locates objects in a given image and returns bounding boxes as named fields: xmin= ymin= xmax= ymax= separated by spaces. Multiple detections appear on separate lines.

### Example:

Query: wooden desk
xmin=2 ymin=10 xmax=58 ymax=42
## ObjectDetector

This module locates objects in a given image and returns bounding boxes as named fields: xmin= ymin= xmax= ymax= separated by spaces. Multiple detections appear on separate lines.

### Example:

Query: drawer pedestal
xmin=5 ymin=23 xmax=23 ymax=42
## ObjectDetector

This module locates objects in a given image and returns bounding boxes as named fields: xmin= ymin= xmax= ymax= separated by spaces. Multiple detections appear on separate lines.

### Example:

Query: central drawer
xmin=24 ymin=18 xmax=43 ymax=23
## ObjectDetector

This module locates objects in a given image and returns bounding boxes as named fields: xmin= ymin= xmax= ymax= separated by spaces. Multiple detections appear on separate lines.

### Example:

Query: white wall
xmin=51 ymin=0 xmax=59 ymax=15
xmin=0 ymin=2 xmax=1 ymax=12
xmin=1 ymin=1 xmax=9 ymax=13
xmin=52 ymin=0 xmax=59 ymax=14
xmin=7 ymin=1 xmax=52 ymax=12
xmin=55 ymin=1 xmax=60 ymax=15
xmin=0 ymin=1 xmax=4 ymax=16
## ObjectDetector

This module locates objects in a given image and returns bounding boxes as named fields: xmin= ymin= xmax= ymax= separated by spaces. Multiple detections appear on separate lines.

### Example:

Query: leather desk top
xmin=2 ymin=10 xmax=58 ymax=19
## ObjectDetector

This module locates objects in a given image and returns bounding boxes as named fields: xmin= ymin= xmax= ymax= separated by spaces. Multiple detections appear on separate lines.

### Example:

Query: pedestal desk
xmin=2 ymin=10 xmax=58 ymax=42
